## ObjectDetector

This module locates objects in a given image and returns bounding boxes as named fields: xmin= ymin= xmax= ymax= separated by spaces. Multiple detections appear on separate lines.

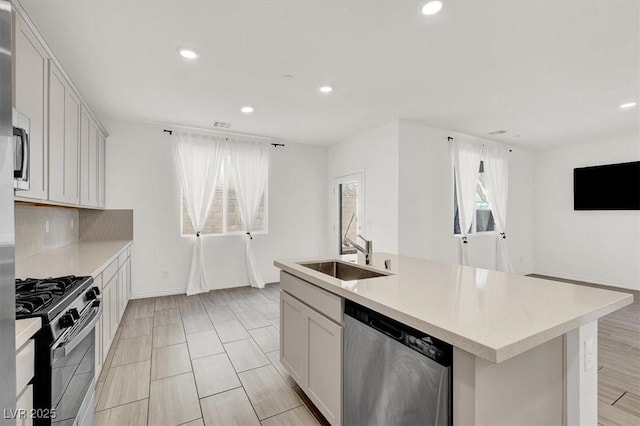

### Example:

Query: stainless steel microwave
xmin=13 ymin=108 xmax=29 ymax=191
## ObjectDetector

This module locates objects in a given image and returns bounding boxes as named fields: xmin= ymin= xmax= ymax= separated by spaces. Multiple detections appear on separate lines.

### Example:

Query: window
xmin=335 ymin=173 xmax=364 ymax=254
xmin=181 ymin=159 xmax=266 ymax=236
xmin=454 ymin=160 xmax=495 ymax=234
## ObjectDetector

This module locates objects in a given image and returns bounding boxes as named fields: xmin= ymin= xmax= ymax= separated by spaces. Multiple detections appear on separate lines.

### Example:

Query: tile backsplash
xmin=15 ymin=204 xmax=79 ymax=260
xmin=79 ymin=209 xmax=133 ymax=241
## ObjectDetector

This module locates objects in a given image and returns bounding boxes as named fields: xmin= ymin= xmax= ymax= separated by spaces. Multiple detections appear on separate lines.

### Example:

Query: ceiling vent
xmin=488 ymin=129 xmax=507 ymax=135
xmin=212 ymin=121 xmax=232 ymax=129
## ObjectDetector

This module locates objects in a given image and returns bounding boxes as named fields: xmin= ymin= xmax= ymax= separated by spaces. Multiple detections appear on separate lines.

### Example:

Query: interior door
xmin=334 ymin=172 xmax=364 ymax=255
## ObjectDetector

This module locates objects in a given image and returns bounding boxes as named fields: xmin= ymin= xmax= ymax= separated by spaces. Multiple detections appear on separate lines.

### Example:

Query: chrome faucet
xmin=343 ymin=213 xmax=373 ymax=265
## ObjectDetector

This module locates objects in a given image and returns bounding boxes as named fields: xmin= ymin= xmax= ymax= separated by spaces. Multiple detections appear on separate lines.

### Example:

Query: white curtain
xmin=483 ymin=144 xmax=512 ymax=271
xmin=229 ymin=141 xmax=271 ymax=289
xmin=174 ymin=132 xmax=225 ymax=295
xmin=451 ymin=138 xmax=482 ymax=265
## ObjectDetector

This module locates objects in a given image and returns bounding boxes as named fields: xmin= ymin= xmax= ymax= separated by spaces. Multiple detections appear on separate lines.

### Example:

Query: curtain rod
xmin=162 ymin=127 xmax=285 ymax=147
xmin=447 ymin=135 xmax=512 ymax=152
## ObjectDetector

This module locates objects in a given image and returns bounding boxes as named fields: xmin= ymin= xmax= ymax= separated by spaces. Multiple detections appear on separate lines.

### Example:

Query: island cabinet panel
xmin=453 ymin=336 xmax=563 ymax=426
xmin=279 ymin=271 xmax=343 ymax=426
xmin=14 ymin=13 xmax=48 ymax=201
xmin=280 ymin=291 xmax=306 ymax=387
xmin=306 ymin=307 xmax=343 ymax=426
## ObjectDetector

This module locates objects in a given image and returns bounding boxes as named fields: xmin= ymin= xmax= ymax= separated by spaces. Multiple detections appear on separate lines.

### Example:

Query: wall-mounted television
xmin=574 ymin=161 xmax=640 ymax=210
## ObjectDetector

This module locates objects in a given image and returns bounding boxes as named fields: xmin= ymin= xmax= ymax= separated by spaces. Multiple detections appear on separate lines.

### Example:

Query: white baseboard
xmin=531 ymin=270 xmax=639 ymax=292
xmin=131 ymin=280 xmax=279 ymax=300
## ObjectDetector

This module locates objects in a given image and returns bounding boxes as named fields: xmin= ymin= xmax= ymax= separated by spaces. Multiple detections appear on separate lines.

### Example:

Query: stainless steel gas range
xmin=16 ymin=276 xmax=101 ymax=426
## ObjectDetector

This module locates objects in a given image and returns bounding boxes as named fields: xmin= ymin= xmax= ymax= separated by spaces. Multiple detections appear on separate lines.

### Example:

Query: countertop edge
xmin=274 ymin=259 xmax=634 ymax=364
xmin=15 ymin=318 xmax=42 ymax=351
xmin=88 ymin=240 xmax=133 ymax=278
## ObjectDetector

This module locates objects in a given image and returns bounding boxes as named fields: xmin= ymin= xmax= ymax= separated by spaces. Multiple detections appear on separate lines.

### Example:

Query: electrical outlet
xmin=45 ymin=220 xmax=50 ymax=234
xmin=584 ymin=337 xmax=594 ymax=371
xmin=71 ymin=219 xmax=74 ymax=230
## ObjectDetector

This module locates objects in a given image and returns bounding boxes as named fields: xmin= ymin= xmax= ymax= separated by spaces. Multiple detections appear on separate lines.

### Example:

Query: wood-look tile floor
xmin=532 ymin=275 xmax=640 ymax=426
xmin=95 ymin=284 xmax=327 ymax=426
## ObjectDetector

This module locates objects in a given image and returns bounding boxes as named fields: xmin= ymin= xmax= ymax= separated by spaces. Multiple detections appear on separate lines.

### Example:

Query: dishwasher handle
xmin=369 ymin=317 xmax=403 ymax=341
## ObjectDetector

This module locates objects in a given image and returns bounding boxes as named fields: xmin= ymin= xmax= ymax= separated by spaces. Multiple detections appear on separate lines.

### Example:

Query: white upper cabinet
xmin=13 ymin=13 xmax=48 ymax=201
xmin=13 ymin=7 xmax=107 ymax=209
xmin=48 ymin=62 xmax=80 ymax=205
xmin=98 ymin=131 xmax=106 ymax=209
xmin=80 ymin=109 xmax=99 ymax=208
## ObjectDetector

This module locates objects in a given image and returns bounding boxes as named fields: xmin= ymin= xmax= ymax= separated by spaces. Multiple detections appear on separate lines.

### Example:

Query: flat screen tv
xmin=574 ymin=161 xmax=640 ymax=210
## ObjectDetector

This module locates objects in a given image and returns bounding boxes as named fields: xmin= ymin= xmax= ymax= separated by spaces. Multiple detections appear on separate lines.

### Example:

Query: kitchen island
xmin=275 ymin=253 xmax=633 ymax=426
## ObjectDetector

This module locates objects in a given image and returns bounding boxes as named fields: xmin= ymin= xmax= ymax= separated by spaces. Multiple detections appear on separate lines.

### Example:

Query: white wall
xmin=533 ymin=134 xmax=640 ymax=290
xmin=327 ymin=121 xmax=400 ymax=254
xmin=397 ymin=121 xmax=534 ymax=273
xmin=105 ymin=119 xmax=328 ymax=298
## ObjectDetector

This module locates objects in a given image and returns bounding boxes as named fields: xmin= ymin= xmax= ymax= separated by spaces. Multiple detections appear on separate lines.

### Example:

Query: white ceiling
xmin=19 ymin=0 xmax=639 ymax=148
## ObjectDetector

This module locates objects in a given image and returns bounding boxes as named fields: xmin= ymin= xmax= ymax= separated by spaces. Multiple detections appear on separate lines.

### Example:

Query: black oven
xmin=43 ymin=301 xmax=100 ymax=426
xmin=16 ymin=276 xmax=100 ymax=426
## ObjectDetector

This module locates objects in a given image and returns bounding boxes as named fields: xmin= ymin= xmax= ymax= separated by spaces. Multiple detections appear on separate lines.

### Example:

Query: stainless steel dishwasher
xmin=344 ymin=300 xmax=452 ymax=426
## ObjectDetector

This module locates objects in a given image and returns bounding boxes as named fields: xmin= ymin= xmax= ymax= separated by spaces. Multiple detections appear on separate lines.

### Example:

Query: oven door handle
xmin=53 ymin=301 xmax=102 ymax=359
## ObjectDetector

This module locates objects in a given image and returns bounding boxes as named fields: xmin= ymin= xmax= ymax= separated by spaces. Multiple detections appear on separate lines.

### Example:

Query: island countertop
xmin=274 ymin=253 xmax=633 ymax=363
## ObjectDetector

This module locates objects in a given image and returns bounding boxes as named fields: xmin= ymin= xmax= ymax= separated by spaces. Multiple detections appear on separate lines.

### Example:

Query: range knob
xmin=86 ymin=289 xmax=98 ymax=300
xmin=59 ymin=314 xmax=75 ymax=328
xmin=92 ymin=286 xmax=101 ymax=296
xmin=68 ymin=308 xmax=80 ymax=320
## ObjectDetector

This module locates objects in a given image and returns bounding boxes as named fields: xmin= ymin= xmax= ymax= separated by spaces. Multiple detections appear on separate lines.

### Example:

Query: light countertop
xmin=16 ymin=240 xmax=132 ymax=279
xmin=15 ymin=318 xmax=41 ymax=350
xmin=275 ymin=253 xmax=633 ymax=363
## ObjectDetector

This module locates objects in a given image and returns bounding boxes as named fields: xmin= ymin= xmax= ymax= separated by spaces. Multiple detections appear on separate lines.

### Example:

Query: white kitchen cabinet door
xmin=280 ymin=291 xmax=306 ymax=388
xmin=95 ymin=313 xmax=103 ymax=379
xmin=101 ymin=280 xmax=112 ymax=360
xmin=98 ymin=132 xmax=106 ymax=209
xmin=305 ymin=308 xmax=343 ymax=426
xmin=48 ymin=62 xmax=80 ymax=204
xmin=79 ymin=110 xmax=98 ymax=207
xmin=117 ymin=261 xmax=129 ymax=322
xmin=15 ymin=385 xmax=33 ymax=426
xmin=109 ymin=275 xmax=119 ymax=339
xmin=14 ymin=14 xmax=48 ymax=200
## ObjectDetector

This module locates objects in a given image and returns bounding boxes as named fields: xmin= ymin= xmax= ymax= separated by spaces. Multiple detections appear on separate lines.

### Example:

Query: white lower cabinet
xmin=305 ymin=308 xmax=343 ymax=424
xmin=95 ymin=247 xmax=132 ymax=378
xmin=280 ymin=291 xmax=306 ymax=386
xmin=16 ymin=339 xmax=36 ymax=426
xmin=280 ymin=288 xmax=343 ymax=425
xmin=15 ymin=385 xmax=33 ymax=426
xmin=101 ymin=278 xmax=113 ymax=362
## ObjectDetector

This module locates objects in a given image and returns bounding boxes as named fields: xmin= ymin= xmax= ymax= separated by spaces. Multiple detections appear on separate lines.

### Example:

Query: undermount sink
xmin=299 ymin=261 xmax=389 ymax=281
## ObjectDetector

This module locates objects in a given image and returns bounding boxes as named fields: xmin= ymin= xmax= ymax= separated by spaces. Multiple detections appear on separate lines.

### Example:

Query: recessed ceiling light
xmin=240 ymin=106 xmax=254 ymax=114
xmin=421 ymin=1 xmax=443 ymax=15
xmin=178 ymin=48 xmax=199 ymax=59
xmin=319 ymin=86 xmax=333 ymax=93
xmin=619 ymin=102 xmax=637 ymax=109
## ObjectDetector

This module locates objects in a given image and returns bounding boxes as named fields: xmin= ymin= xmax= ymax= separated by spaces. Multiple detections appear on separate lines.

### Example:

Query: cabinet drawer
xmin=280 ymin=271 xmax=343 ymax=324
xmin=16 ymin=340 xmax=35 ymax=396
xmin=16 ymin=384 xmax=33 ymax=426
xmin=102 ymin=259 xmax=118 ymax=284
